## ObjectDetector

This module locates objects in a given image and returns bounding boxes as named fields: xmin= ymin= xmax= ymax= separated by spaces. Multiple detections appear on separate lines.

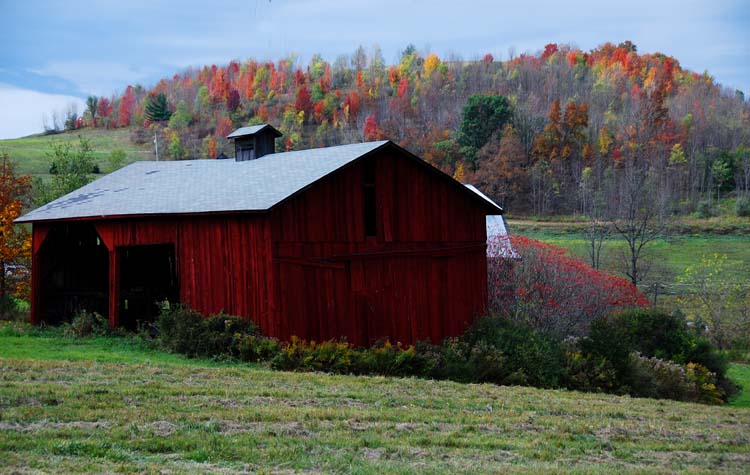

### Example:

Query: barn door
xmin=118 ymin=244 xmax=178 ymax=329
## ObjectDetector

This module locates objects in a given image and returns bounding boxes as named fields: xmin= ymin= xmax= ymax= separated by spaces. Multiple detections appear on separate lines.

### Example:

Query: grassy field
xmin=0 ymin=128 xmax=153 ymax=177
xmin=509 ymin=227 xmax=750 ymax=286
xmin=1 ymin=330 xmax=749 ymax=474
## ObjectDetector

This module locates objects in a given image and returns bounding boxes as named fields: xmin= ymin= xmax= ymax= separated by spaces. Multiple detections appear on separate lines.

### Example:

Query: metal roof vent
xmin=227 ymin=124 xmax=283 ymax=161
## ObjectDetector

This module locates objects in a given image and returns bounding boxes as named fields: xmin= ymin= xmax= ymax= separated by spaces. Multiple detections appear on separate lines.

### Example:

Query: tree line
xmin=43 ymin=41 xmax=748 ymax=219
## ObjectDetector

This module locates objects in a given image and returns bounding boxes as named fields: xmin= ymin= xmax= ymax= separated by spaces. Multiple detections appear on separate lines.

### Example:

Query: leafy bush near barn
xmin=65 ymin=310 xmax=119 ymax=338
xmin=487 ymin=235 xmax=649 ymax=337
xmin=429 ymin=316 xmax=566 ymax=388
xmin=152 ymin=305 xmax=738 ymax=404
xmin=155 ymin=304 xmax=258 ymax=358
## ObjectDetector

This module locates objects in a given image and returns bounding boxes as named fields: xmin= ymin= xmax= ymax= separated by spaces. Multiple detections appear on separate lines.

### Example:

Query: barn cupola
xmin=227 ymin=124 xmax=283 ymax=161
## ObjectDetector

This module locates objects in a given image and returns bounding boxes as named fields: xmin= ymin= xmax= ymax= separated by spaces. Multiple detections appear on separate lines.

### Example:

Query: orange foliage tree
xmin=0 ymin=153 xmax=32 ymax=304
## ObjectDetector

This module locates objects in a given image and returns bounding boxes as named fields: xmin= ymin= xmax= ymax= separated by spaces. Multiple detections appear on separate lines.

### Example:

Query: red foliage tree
xmin=210 ymin=67 xmax=229 ymax=104
xmin=226 ymin=89 xmax=240 ymax=113
xmin=295 ymin=85 xmax=313 ymax=119
xmin=208 ymin=137 xmax=217 ymax=159
xmin=215 ymin=116 xmax=234 ymax=138
xmin=117 ymin=85 xmax=134 ymax=127
xmin=363 ymin=114 xmax=380 ymax=141
xmin=313 ymin=100 xmax=325 ymax=123
xmin=97 ymin=97 xmax=112 ymax=121
xmin=541 ymin=43 xmax=558 ymax=60
xmin=488 ymin=235 xmax=649 ymax=336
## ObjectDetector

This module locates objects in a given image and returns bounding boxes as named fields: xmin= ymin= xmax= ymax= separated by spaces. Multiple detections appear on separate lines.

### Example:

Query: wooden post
xmin=108 ymin=249 xmax=120 ymax=328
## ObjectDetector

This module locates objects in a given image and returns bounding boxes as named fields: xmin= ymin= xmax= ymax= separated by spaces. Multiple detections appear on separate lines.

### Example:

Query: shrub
xmin=695 ymin=200 xmax=714 ymax=218
xmin=66 ymin=310 xmax=110 ymax=338
xmin=583 ymin=309 xmax=693 ymax=378
xmin=626 ymin=353 xmax=725 ymax=404
xmin=270 ymin=337 xmax=355 ymax=373
xmin=353 ymin=340 xmax=434 ymax=377
xmin=488 ymin=236 xmax=649 ymax=337
xmin=582 ymin=309 xmax=737 ymax=401
xmin=562 ymin=338 xmax=619 ymax=393
xmin=735 ymin=197 xmax=750 ymax=217
xmin=626 ymin=352 xmax=694 ymax=400
xmin=0 ymin=296 xmax=28 ymax=322
xmin=432 ymin=316 xmax=566 ymax=388
xmin=156 ymin=304 xmax=258 ymax=358
xmin=237 ymin=334 xmax=281 ymax=362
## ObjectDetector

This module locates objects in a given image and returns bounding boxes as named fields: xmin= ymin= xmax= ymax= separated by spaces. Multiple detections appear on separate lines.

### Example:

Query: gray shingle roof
xmin=464 ymin=184 xmax=504 ymax=213
xmin=226 ymin=124 xmax=282 ymax=138
xmin=17 ymin=141 xmax=389 ymax=223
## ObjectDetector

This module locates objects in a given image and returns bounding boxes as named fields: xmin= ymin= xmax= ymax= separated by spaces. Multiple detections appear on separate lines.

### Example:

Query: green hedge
xmin=151 ymin=305 xmax=738 ymax=404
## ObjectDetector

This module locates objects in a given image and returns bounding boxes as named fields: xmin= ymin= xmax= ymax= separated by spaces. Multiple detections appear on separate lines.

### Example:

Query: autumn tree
xmin=473 ymin=124 xmax=527 ymax=208
xmin=117 ymin=85 xmax=135 ymax=127
xmin=295 ymin=85 xmax=313 ymax=122
xmin=96 ymin=97 xmax=112 ymax=127
xmin=531 ymin=100 xmax=590 ymax=213
xmin=0 ymin=153 xmax=32 ymax=307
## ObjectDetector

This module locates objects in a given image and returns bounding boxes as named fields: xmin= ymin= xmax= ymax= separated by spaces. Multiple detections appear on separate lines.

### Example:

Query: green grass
xmin=0 ymin=128 xmax=153 ymax=176
xmin=728 ymin=365 xmax=750 ymax=409
xmin=511 ymin=230 xmax=750 ymax=286
xmin=1 ymin=330 xmax=749 ymax=474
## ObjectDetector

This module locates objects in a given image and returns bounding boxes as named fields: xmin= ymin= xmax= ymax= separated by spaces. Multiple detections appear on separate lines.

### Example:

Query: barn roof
xmin=226 ymin=124 xmax=282 ymax=138
xmin=17 ymin=140 xmax=503 ymax=223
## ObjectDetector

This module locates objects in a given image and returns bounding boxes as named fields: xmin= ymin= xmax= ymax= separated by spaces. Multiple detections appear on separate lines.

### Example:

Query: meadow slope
xmin=0 ymin=128 xmax=152 ymax=177
xmin=1 ymin=334 xmax=748 ymax=474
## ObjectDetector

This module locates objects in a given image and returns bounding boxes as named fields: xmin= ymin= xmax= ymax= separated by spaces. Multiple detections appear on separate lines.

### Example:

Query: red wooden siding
xmin=92 ymin=216 xmax=275 ymax=334
xmin=270 ymin=149 xmax=489 ymax=345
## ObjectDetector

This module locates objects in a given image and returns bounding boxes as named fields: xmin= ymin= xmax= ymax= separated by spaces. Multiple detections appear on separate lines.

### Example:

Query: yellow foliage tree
xmin=0 ymin=153 xmax=32 ymax=303
xmin=453 ymin=162 xmax=466 ymax=183
xmin=423 ymin=54 xmax=440 ymax=77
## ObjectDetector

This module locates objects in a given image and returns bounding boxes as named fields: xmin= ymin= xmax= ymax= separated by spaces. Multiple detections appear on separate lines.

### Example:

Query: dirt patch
xmin=149 ymin=420 xmax=178 ymax=436
xmin=362 ymin=447 xmax=384 ymax=461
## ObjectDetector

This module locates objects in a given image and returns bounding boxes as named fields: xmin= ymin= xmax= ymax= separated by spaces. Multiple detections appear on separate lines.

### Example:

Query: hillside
xmin=1 ymin=331 xmax=749 ymax=474
xmin=26 ymin=41 xmax=749 ymax=217
xmin=0 ymin=128 xmax=153 ymax=178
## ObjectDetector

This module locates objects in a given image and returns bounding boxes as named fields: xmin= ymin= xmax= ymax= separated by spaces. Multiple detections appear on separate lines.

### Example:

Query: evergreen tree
xmin=145 ymin=92 xmax=172 ymax=122
xmin=458 ymin=94 xmax=513 ymax=162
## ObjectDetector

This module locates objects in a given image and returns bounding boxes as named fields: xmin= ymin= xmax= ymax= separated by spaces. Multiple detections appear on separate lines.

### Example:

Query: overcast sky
xmin=1 ymin=0 xmax=748 ymax=139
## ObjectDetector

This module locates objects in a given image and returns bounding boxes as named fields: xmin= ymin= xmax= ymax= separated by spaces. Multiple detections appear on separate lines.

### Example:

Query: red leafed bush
xmin=488 ymin=235 xmax=649 ymax=336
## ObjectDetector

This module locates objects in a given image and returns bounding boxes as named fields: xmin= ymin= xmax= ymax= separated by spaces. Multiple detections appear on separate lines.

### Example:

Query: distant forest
xmin=47 ymin=42 xmax=750 ymax=216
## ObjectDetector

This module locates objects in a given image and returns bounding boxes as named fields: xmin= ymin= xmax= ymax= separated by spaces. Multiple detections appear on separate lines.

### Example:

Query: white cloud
xmin=0 ymin=84 xmax=85 ymax=140
xmin=31 ymin=61 xmax=158 ymax=96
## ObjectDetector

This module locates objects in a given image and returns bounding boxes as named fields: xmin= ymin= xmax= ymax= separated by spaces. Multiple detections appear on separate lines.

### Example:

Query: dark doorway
xmin=119 ymin=244 xmax=178 ymax=329
xmin=38 ymin=223 xmax=109 ymax=324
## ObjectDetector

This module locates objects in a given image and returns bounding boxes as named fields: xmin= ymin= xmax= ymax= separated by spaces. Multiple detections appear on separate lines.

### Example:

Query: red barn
xmin=17 ymin=125 xmax=503 ymax=345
